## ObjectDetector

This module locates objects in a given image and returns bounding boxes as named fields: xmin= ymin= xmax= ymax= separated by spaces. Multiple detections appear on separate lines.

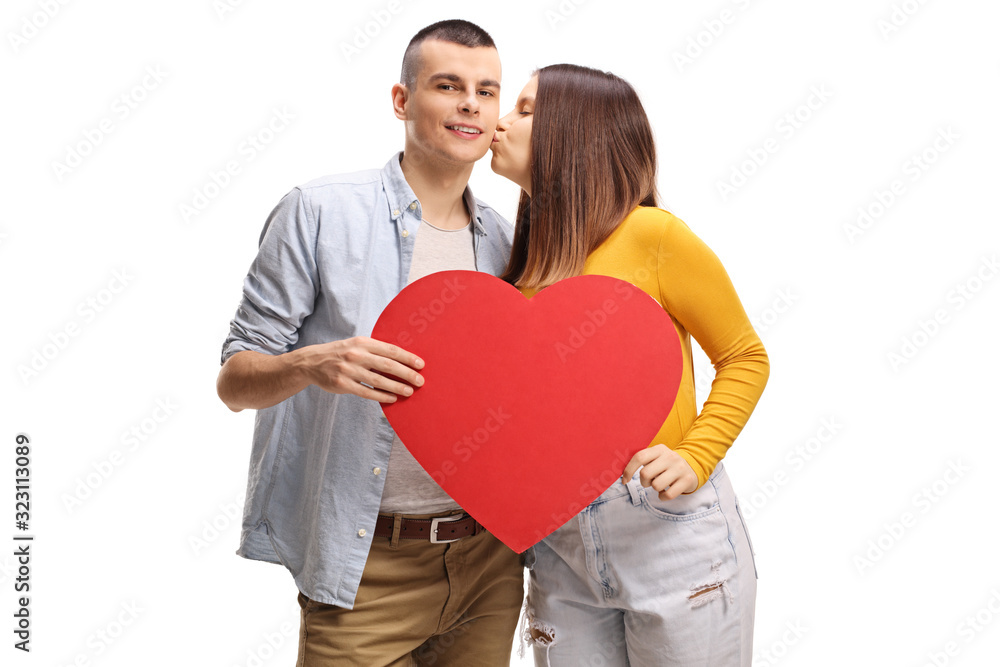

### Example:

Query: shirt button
xmin=373 ymin=467 xmax=381 ymax=476
xmin=401 ymin=229 xmax=409 ymax=238
xmin=409 ymin=202 xmax=417 ymax=210
xmin=392 ymin=209 xmax=400 ymax=217
xmin=358 ymin=529 xmax=367 ymax=537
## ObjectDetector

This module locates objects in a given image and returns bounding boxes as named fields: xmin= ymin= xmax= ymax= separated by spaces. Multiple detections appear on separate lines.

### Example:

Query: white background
xmin=3 ymin=0 xmax=999 ymax=665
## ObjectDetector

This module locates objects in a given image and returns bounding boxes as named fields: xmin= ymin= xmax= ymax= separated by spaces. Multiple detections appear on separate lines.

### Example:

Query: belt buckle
xmin=429 ymin=514 xmax=465 ymax=544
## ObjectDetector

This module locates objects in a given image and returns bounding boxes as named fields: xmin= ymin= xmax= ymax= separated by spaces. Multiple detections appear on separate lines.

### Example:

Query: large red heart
xmin=372 ymin=270 xmax=682 ymax=553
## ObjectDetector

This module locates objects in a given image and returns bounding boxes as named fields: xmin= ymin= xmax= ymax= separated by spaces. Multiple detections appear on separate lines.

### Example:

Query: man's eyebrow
xmin=428 ymin=73 xmax=500 ymax=88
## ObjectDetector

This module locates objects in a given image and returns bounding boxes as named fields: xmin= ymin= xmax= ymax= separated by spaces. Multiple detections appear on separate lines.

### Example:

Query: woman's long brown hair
xmin=500 ymin=64 xmax=660 ymax=289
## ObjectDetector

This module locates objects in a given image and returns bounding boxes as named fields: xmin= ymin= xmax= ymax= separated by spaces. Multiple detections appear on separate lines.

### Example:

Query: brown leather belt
xmin=374 ymin=513 xmax=485 ymax=543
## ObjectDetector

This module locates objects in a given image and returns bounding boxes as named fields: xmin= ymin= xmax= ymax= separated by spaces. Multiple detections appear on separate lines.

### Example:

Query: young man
xmin=216 ymin=20 xmax=523 ymax=665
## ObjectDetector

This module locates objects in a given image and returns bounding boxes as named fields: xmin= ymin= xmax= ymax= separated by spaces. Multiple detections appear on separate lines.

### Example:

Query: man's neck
xmin=399 ymin=149 xmax=475 ymax=230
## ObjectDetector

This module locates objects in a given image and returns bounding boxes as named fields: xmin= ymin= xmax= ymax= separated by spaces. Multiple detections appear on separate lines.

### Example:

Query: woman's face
xmin=490 ymin=75 xmax=536 ymax=195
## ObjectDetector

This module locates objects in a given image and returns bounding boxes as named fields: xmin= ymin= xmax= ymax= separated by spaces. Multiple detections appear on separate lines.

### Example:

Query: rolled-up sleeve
xmin=221 ymin=187 xmax=319 ymax=364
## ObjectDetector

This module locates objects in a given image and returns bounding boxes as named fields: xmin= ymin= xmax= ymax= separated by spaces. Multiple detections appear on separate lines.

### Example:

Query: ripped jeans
xmin=524 ymin=462 xmax=756 ymax=666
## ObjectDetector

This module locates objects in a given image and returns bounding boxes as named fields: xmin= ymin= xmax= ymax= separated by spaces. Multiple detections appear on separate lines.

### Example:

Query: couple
xmin=217 ymin=19 xmax=768 ymax=667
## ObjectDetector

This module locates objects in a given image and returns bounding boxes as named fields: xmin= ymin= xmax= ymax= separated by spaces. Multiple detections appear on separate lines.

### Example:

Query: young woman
xmin=490 ymin=64 xmax=769 ymax=666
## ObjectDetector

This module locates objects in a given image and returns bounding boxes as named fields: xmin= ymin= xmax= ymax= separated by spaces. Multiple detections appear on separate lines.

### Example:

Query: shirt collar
xmin=381 ymin=151 xmax=487 ymax=235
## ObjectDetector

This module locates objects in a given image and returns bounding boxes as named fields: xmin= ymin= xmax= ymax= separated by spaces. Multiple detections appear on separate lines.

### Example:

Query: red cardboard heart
xmin=372 ymin=270 xmax=682 ymax=553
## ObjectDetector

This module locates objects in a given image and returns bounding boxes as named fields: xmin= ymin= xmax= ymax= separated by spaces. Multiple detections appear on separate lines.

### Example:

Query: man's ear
xmin=391 ymin=83 xmax=409 ymax=121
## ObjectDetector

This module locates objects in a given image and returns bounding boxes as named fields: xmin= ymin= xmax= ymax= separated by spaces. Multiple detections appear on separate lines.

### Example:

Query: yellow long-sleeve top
xmin=523 ymin=206 xmax=769 ymax=489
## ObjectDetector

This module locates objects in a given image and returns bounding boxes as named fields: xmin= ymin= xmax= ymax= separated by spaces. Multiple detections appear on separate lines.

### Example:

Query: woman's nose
xmin=496 ymin=112 xmax=514 ymax=131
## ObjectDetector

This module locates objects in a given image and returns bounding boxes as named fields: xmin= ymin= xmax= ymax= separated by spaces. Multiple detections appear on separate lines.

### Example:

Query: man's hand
xmin=295 ymin=336 xmax=424 ymax=403
xmin=621 ymin=444 xmax=698 ymax=500
xmin=217 ymin=337 xmax=424 ymax=412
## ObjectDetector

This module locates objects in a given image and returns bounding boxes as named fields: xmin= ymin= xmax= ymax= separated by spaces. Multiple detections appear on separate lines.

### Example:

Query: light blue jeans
xmin=525 ymin=462 xmax=756 ymax=666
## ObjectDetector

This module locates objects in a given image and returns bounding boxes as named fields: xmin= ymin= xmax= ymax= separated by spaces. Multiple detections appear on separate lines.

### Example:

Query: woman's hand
xmin=622 ymin=444 xmax=699 ymax=500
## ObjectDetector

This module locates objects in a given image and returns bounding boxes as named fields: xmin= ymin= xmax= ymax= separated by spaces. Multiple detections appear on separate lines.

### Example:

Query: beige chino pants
xmin=296 ymin=519 xmax=524 ymax=666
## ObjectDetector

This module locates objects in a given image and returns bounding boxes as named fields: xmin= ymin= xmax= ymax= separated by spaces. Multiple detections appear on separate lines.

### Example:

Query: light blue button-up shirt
xmin=221 ymin=153 xmax=513 ymax=608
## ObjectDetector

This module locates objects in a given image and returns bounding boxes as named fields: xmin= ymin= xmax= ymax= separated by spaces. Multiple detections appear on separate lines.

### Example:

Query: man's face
xmin=397 ymin=40 xmax=501 ymax=166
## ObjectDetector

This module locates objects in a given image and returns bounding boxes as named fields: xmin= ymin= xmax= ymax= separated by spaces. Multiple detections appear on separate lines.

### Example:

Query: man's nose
xmin=460 ymin=91 xmax=480 ymax=114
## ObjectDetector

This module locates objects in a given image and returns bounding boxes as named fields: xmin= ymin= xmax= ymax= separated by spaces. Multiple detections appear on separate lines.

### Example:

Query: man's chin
xmin=439 ymin=143 xmax=491 ymax=166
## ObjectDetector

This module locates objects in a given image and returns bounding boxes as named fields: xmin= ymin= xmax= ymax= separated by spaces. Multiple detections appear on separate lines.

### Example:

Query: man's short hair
xmin=400 ymin=20 xmax=496 ymax=89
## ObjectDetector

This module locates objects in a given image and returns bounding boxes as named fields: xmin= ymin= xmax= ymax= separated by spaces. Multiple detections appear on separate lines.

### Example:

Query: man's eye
xmin=439 ymin=84 xmax=456 ymax=91
xmin=478 ymin=90 xmax=495 ymax=97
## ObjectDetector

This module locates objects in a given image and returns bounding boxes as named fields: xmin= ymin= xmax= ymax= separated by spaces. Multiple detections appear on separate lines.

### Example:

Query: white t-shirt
xmin=378 ymin=217 xmax=477 ymax=514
